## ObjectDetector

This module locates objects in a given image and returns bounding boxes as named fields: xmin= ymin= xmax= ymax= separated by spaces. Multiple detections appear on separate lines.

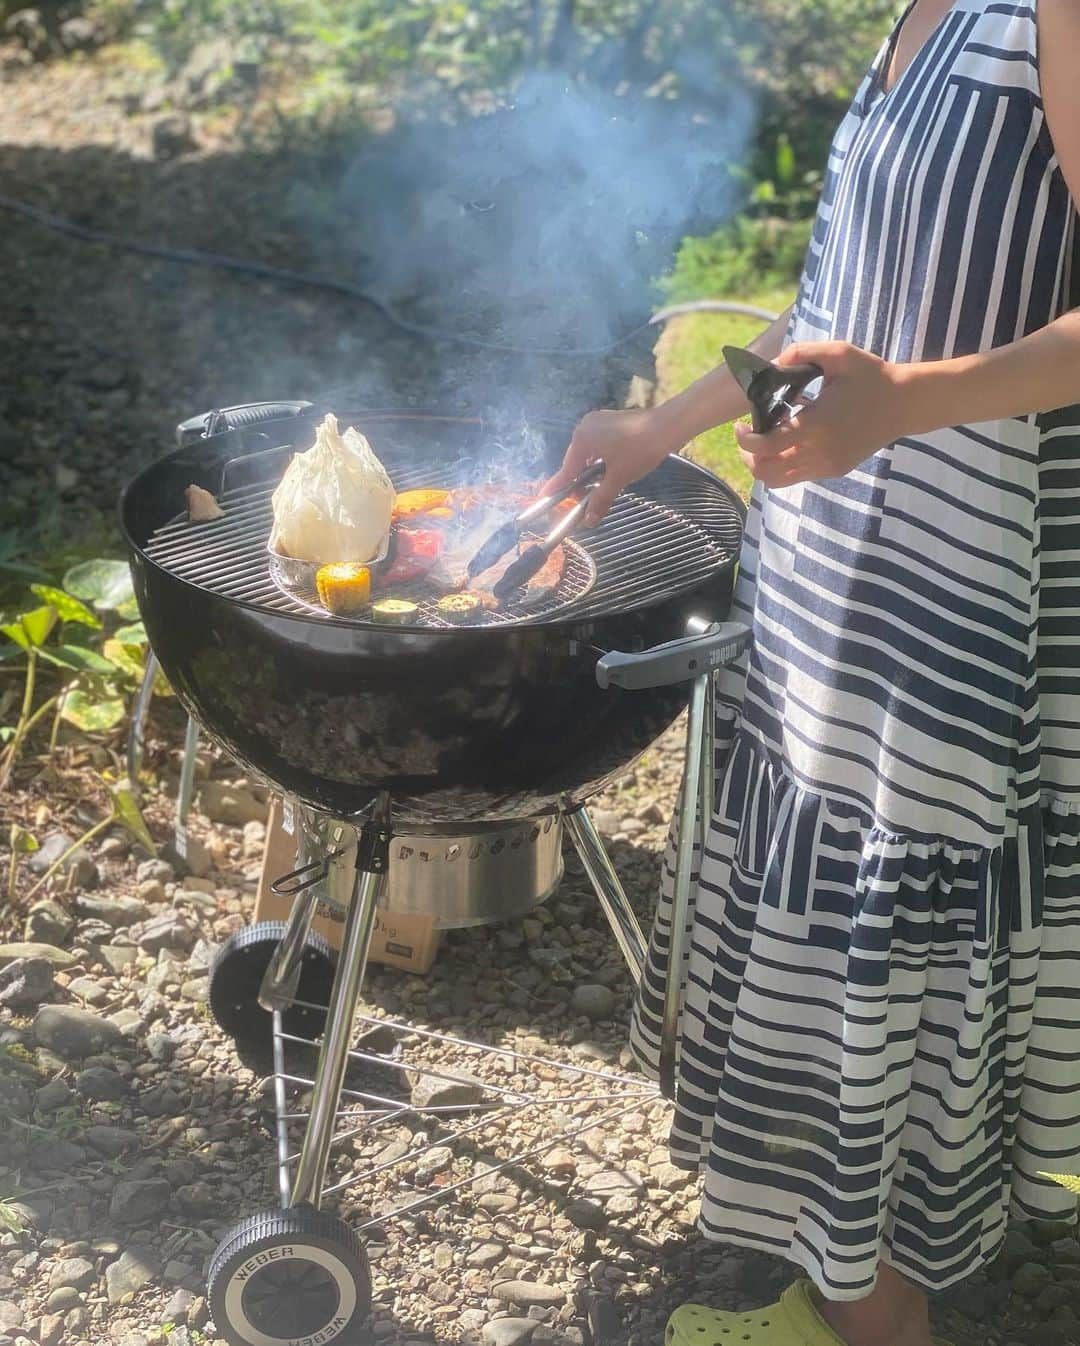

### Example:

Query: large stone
xmin=582 ymin=1169 xmax=644 ymax=1198
xmin=0 ymin=956 xmax=54 ymax=1007
xmin=137 ymin=859 xmax=174 ymax=885
xmin=199 ymin=782 xmax=267 ymax=826
xmin=74 ymin=894 xmax=150 ymax=928
xmin=24 ymin=900 xmax=74 ymax=947
xmin=105 ymin=1248 xmax=160 ymax=1303
xmin=482 ymin=1320 xmax=538 ymax=1346
xmin=571 ymin=984 xmax=616 ymax=1020
xmin=164 ymin=1288 xmax=196 ymax=1324
xmin=44 ymin=1287 xmax=80 ymax=1313
xmin=491 ymin=1281 xmax=565 ymax=1309
xmin=0 ymin=942 xmax=76 ymax=970
xmin=410 ymin=1070 xmax=485 ymax=1112
xmin=35 ymin=1079 xmax=73 ymax=1113
xmin=467 ymin=1241 xmax=508 ymax=1269
xmin=66 ymin=976 xmax=110 ymax=1007
xmin=110 ymin=1178 xmax=171 ymax=1224
xmin=98 ymin=944 xmax=139 ymax=974
xmin=75 ymin=1066 xmax=129 ymax=1101
xmin=1014 ymin=1261 xmax=1054 ymax=1298
xmin=152 ymin=113 xmax=195 ymax=160
xmin=48 ymin=1257 xmax=95 ymax=1292
xmin=33 ymin=1005 xmax=124 ymax=1059
xmin=29 ymin=832 xmax=98 ymax=888
xmin=133 ymin=912 xmax=196 ymax=955
xmin=0 ymin=1301 xmax=24 ymax=1331
xmin=86 ymin=1126 xmax=140 ymax=1157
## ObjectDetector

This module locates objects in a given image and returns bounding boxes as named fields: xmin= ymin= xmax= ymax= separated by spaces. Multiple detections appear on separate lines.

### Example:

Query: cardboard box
xmin=254 ymin=798 xmax=443 ymax=975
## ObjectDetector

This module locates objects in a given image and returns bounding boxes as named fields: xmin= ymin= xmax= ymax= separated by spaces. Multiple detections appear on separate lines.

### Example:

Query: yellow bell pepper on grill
xmin=315 ymin=562 xmax=372 ymax=615
xmin=392 ymin=489 xmax=452 ymax=521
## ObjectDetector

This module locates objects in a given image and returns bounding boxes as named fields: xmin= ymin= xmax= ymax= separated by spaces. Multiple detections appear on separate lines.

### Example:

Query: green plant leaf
xmin=102 ymin=639 xmax=145 ymax=680
xmin=59 ymin=688 xmax=126 ymax=732
xmin=9 ymin=825 xmax=38 ymax=855
xmin=113 ymin=621 xmax=147 ymax=646
xmin=775 ymin=133 xmax=796 ymax=187
xmin=37 ymin=644 xmax=116 ymax=674
xmin=111 ymin=779 xmax=156 ymax=855
xmin=29 ymin=585 xmax=102 ymax=629
xmin=1 ymin=606 xmax=58 ymax=651
xmin=62 ymin=560 xmax=135 ymax=612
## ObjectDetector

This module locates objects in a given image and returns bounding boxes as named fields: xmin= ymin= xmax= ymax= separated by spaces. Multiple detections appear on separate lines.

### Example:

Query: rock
xmin=411 ymin=1071 xmax=485 ymax=1112
xmin=1015 ymin=1262 xmax=1054 ymax=1298
xmin=137 ymin=859 xmax=174 ymax=886
xmin=0 ymin=1302 xmax=23 ymax=1331
xmin=48 ymin=1257 xmax=95 ymax=1292
xmin=4 ymin=1196 xmax=50 ymax=1231
xmin=35 ymin=1080 xmax=73 ymax=1113
xmin=414 ymin=1146 xmax=455 ymax=1181
xmin=1032 ymin=1221 xmax=1078 ymax=1247
xmin=3 ymin=9 xmax=49 ymax=59
xmin=33 ymin=1005 xmax=123 ymax=1059
xmin=653 ymin=1162 xmax=692 ymax=1191
xmin=38 ymin=1312 xmax=64 ymax=1346
xmin=33 ymin=1138 xmax=86 ymax=1169
xmin=146 ymin=1033 xmax=176 ymax=1063
xmin=152 ymin=113 xmax=195 ymax=160
xmin=585 ymin=1294 xmax=623 ymax=1343
xmin=105 ymin=1248 xmax=160 ymax=1303
xmin=540 ymin=1149 xmax=577 ymax=1177
xmin=164 ymin=1288 xmax=196 ymax=1324
xmin=564 ymin=1200 xmax=607 ymax=1230
xmin=59 ymin=15 xmax=99 ymax=50
xmin=582 ymin=1169 xmax=643 ymax=1198
xmin=478 ymin=1194 xmax=519 ymax=1215
xmin=176 ymin=1183 xmax=217 ymax=1216
xmin=66 ymin=976 xmax=110 ymax=1007
xmin=86 ymin=1126 xmax=140 ymax=1158
xmin=186 ymin=938 xmax=218 ymax=976
xmin=74 ymin=895 xmax=149 ymax=928
xmin=188 ymin=1296 xmax=209 ymax=1329
xmin=45 ymin=1286 xmax=80 ymax=1313
xmin=571 ymin=985 xmax=616 ymax=1020
xmin=482 ymin=1320 xmax=538 ymax=1346
xmin=29 ymin=833 xmax=98 ymax=888
xmin=0 ymin=942 xmax=75 ymax=970
xmin=135 ymin=879 xmax=166 ymax=905
xmin=242 ymin=819 xmax=266 ymax=857
xmin=140 ymin=1084 xmax=183 ymax=1116
xmin=98 ymin=944 xmax=138 ymax=975
xmin=133 ymin=912 xmax=196 ymax=955
xmin=180 ymin=978 xmax=207 ymax=1002
xmin=163 ymin=1259 xmax=196 ymax=1285
xmin=24 ymin=900 xmax=74 ymax=947
xmin=468 ymin=1242 xmax=508 ymax=1269
xmin=109 ymin=1179 xmax=171 ymax=1224
xmin=1052 ymin=1238 xmax=1080 ymax=1266
xmin=199 ymin=782 xmax=266 ymax=826
xmin=74 ymin=1067 xmax=128 ymax=1101
xmin=492 ymin=1281 xmax=565 ymax=1309
xmin=109 ymin=1007 xmax=142 ymax=1035
xmin=0 ymin=957 xmax=54 ymax=1007
xmin=181 ymin=836 xmax=213 ymax=878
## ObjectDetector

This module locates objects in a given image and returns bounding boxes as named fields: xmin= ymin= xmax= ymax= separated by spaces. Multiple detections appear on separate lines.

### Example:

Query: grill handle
xmin=594 ymin=620 xmax=751 ymax=691
xmin=175 ymin=401 xmax=313 ymax=447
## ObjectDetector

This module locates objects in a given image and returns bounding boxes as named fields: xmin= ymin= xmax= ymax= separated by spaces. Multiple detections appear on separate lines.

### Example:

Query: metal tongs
xmin=723 ymin=345 xmax=824 ymax=433
xmin=466 ymin=459 xmax=607 ymax=602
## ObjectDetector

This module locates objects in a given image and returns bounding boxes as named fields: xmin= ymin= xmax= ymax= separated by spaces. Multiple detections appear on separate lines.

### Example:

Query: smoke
xmin=333 ymin=69 xmax=755 ymax=351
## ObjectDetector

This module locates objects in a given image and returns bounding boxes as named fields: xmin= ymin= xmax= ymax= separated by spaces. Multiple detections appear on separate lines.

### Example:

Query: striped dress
xmin=630 ymin=0 xmax=1080 ymax=1301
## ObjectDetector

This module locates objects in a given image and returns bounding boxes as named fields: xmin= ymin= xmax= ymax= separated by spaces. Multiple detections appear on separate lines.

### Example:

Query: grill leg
xmin=659 ymin=671 xmax=710 ymax=1099
xmin=565 ymin=807 xmax=647 ymax=981
xmin=288 ymin=811 xmax=389 ymax=1210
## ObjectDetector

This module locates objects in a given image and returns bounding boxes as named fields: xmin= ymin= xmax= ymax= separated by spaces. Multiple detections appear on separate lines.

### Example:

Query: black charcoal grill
xmin=121 ymin=405 xmax=749 ymax=1346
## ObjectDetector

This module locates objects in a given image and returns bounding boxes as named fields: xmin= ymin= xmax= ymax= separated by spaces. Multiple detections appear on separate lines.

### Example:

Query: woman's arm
xmin=544 ymin=302 xmax=794 ymax=521
xmin=733 ymin=0 xmax=1080 ymax=488
xmin=650 ymin=302 xmax=794 ymax=447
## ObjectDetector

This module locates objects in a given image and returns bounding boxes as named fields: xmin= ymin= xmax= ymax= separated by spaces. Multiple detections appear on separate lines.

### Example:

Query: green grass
xmin=656 ymin=286 xmax=795 ymax=498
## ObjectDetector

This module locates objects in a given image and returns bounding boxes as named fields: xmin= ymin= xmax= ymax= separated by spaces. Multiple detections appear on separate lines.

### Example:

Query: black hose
xmin=0 ymin=191 xmax=659 ymax=359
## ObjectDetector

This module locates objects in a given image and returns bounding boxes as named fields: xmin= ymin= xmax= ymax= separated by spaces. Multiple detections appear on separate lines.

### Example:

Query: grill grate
xmin=144 ymin=450 xmax=741 ymax=627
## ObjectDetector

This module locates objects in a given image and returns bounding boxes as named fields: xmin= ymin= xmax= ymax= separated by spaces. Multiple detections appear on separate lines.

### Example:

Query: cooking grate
xmin=143 ymin=451 xmax=740 ymax=627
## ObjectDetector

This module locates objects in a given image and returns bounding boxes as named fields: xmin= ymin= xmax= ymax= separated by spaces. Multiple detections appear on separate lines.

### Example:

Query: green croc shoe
xmin=665 ymin=1280 xmax=955 ymax=1346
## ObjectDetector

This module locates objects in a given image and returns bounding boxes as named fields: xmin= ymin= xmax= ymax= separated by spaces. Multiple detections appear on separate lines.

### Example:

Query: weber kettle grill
xmin=122 ymin=399 xmax=753 ymax=1346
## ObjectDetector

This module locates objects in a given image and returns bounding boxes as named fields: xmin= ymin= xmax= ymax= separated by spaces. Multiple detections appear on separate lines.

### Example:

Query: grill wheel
xmin=208 ymin=1207 xmax=371 ymax=1346
xmin=208 ymin=921 xmax=337 ymax=1075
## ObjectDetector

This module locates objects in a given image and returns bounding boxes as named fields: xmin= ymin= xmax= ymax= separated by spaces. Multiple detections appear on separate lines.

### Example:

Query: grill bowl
xmin=122 ymin=410 xmax=743 ymax=823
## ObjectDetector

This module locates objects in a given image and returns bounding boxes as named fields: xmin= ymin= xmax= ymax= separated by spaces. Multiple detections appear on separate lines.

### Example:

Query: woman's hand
xmin=734 ymin=341 xmax=912 ymax=488
xmin=543 ymin=406 xmax=683 ymax=525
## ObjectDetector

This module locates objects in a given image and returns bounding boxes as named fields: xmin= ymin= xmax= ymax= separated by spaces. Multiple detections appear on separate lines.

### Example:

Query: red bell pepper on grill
xmin=378 ymin=527 xmax=444 ymax=587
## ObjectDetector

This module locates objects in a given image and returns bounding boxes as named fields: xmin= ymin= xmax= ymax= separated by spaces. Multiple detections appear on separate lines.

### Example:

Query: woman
xmin=546 ymin=2 xmax=1080 ymax=1343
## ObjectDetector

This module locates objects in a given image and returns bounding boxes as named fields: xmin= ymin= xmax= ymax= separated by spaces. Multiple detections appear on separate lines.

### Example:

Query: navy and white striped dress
xmin=631 ymin=0 xmax=1080 ymax=1300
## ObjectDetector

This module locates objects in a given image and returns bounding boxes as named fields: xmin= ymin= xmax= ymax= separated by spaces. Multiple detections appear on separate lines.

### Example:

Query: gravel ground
xmin=1 ymin=36 xmax=1078 ymax=1346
